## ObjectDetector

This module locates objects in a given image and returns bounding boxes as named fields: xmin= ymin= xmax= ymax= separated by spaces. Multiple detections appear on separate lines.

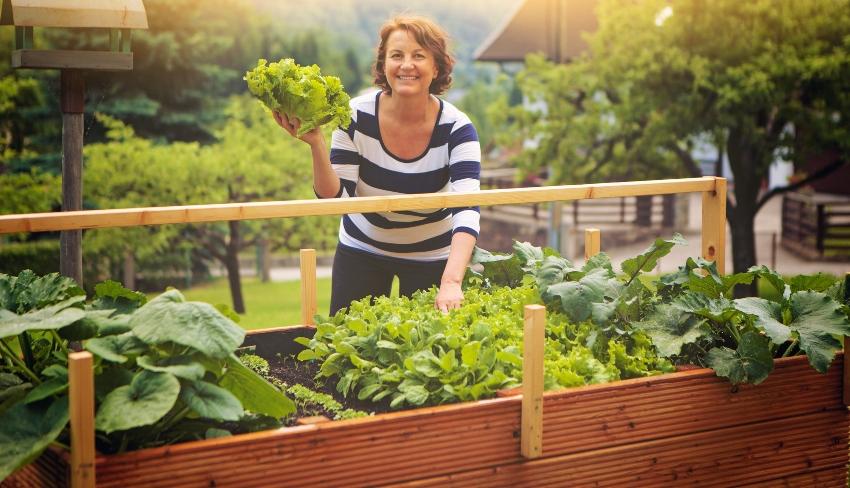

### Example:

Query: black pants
xmin=329 ymin=244 xmax=447 ymax=315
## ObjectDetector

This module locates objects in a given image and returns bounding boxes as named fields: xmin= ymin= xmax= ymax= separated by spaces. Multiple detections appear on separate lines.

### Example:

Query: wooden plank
xmin=584 ymin=228 xmax=600 ymax=260
xmin=390 ymin=410 xmax=848 ymax=488
xmin=0 ymin=177 xmax=716 ymax=234
xmin=300 ymin=249 xmax=317 ymax=326
xmin=521 ymin=305 xmax=545 ymax=458
xmin=844 ymin=272 xmax=850 ymax=406
xmin=20 ymin=354 xmax=844 ymax=488
xmin=701 ymin=177 xmax=727 ymax=274
xmin=68 ymin=352 xmax=95 ymax=488
xmin=9 ymin=0 xmax=148 ymax=29
xmin=11 ymin=49 xmax=133 ymax=70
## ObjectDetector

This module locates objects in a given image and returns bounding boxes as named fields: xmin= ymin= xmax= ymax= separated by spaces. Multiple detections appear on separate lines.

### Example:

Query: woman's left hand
xmin=435 ymin=281 xmax=463 ymax=313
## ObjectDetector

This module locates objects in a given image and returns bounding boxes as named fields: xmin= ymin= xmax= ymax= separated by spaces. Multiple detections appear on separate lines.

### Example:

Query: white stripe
xmin=331 ymin=128 xmax=357 ymax=152
xmin=348 ymin=212 xmax=451 ymax=244
xmin=339 ymin=232 xmax=451 ymax=261
xmin=451 ymin=178 xmax=479 ymax=193
xmin=332 ymin=164 xmax=359 ymax=182
xmin=355 ymin=134 xmax=448 ymax=173
xmin=452 ymin=209 xmax=481 ymax=233
xmin=449 ymin=141 xmax=482 ymax=164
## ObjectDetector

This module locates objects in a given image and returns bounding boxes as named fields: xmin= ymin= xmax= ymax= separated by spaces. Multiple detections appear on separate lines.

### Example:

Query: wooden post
xmin=521 ymin=304 xmax=545 ymax=458
xmin=584 ymin=228 xmax=601 ymax=261
xmin=60 ymin=70 xmax=85 ymax=285
xmin=69 ymin=352 xmax=95 ymax=488
xmin=300 ymin=249 xmax=317 ymax=326
xmin=701 ymin=177 xmax=727 ymax=275
xmin=843 ymin=272 xmax=850 ymax=406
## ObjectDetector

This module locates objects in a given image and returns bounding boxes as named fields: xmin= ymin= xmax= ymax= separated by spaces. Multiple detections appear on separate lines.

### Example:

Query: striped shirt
xmin=326 ymin=90 xmax=481 ymax=262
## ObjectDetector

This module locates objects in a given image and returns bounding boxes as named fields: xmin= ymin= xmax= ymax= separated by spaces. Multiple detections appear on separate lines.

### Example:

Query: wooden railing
xmin=0 ymin=177 xmax=727 ymax=272
xmin=782 ymin=192 xmax=850 ymax=260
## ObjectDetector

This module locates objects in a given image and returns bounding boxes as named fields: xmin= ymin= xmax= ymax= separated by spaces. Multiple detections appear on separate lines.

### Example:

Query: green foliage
xmin=245 ymin=58 xmax=351 ymax=136
xmin=299 ymin=284 xmax=673 ymax=408
xmin=285 ymin=384 xmax=370 ymax=420
xmin=513 ymin=0 xmax=850 ymax=275
xmin=0 ymin=241 xmax=59 ymax=278
xmin=0 ymin=274 xmax=295 ymax=481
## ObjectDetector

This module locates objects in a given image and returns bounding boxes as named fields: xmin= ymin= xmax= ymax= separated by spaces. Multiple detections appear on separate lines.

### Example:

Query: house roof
xmin=474 ymin=0 xmax=598 ymax=63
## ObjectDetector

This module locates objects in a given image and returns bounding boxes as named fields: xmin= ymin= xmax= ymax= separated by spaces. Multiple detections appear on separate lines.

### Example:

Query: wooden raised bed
xmin=6 ymin=344 xmax=847 ymax=487
xmin=3 ymin=177 xmax=849 ymax=486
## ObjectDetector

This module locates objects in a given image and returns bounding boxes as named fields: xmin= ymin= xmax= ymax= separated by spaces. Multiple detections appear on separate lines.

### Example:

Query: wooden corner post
xmin=522 ymin=304 xmax=545 ymax=458
xmin=300 ymin=249 xmax=317 ymax=326
xmin=842 ymin=272 xmax=850 ymax=406
xmin=585 ymin=228 xmax=601 ymax=260
xmin=69 ymin=351 xmax=95 ymax=488
xmin=701 ymin=177 xmax=727 ymax=274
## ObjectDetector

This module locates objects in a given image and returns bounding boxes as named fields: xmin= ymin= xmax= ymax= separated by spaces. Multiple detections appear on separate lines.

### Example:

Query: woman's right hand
xmin=272 ymin=111 xmax=324 ymax=147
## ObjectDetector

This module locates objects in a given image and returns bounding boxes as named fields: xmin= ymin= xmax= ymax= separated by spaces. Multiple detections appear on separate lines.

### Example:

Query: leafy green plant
xmin=298 ymin=283 xmax=673 ymax=409
xmin=0 ymin=273 xmax=295 ymax=482
xmin=244 ymin=58 xmax=351 ymax=136
xmin=466 ymin=239 xmax=850 ymax=386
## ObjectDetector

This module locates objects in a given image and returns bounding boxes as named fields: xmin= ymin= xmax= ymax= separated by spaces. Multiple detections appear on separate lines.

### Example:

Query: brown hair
xmin=372 ymin=15 xmax=455 ymax=95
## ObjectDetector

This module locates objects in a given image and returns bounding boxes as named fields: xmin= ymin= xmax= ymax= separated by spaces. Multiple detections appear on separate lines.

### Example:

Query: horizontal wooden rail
xmin=0 ymin=177 xmax=717 ymax=234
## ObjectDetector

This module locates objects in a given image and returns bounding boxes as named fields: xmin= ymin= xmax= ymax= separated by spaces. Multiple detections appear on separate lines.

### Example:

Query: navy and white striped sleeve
xmin=447 ymin=118 xmax=481 ymax=238
xmin=325 ymin=120 xmax=360 ymax=199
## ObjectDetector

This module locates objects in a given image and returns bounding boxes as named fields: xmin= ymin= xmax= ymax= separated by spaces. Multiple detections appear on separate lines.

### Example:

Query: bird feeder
xmin=0 ymin=0 xmax=148 ymax=286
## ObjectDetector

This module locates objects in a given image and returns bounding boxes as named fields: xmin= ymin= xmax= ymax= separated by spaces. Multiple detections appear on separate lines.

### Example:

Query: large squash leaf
xmin=0 ymin=396 xmax=68 ymax=482
xmin=0 ymin=296 xmax=86 ymax=339
xmin=179 ymin=380 xmax=243 ymax=421
xmin=95 ymin=370 xmax=180 ymax=434
xmin=789 ymin=291 xmax=850 ymax=372
xmin=219 ymin=355 xmax=294 ymax=418
xmin=706 ymin=332 xmax=774 ymax=385
xmin=131 ymin=290 xmax=244 ymax=359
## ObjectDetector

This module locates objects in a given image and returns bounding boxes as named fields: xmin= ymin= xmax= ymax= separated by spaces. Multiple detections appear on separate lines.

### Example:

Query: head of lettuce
xmin=245 ymin=58 xmax=352 ymax=136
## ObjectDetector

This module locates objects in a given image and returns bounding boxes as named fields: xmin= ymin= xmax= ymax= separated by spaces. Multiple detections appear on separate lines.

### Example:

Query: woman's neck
xmin=380 ymin=91 xmax=435 ymax=124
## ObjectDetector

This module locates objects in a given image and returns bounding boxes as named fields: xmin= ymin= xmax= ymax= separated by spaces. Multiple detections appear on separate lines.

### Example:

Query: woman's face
xmin=383 ymin=29 xmax=437 ymax=97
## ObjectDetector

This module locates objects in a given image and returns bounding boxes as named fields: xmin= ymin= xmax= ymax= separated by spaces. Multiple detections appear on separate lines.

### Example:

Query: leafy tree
xmin=83 ymin=99 xmax=337 ymax=313
xmin=513 ymin=0 xmax=850 ymax=288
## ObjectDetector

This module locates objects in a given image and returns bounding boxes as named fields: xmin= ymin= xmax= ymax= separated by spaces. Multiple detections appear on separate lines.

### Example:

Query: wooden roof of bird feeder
xmin=0 ymin=0 xmax=148 ymax=70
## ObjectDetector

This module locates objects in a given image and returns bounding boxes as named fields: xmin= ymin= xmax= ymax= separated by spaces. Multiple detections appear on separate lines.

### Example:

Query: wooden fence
xmin=782 ymin=192 xmax=850 ymax=260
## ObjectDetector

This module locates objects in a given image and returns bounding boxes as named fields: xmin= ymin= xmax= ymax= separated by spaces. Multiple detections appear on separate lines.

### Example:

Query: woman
xmin=273 ymin=15 xmax=480 ymax=315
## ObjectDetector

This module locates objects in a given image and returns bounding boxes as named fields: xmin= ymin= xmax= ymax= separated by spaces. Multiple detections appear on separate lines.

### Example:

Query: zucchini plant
xmin=0 ymin=271 xmax=295 ymax=482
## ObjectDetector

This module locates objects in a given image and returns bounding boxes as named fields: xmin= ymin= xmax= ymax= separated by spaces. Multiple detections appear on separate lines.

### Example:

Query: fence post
xmin=701 ymin=177 xmax=727 ymax=274
xmin=69 ymin=352 xmax=95 ymax=488
xmin=585 ymin=228 xmax=601 ymax=260
xmin=842 ymin=273 xmax=850 ymax=406
xmin=521 ymin=304 xmax=545 ymax=459
xmin=300 ymin=249 xmax=317 ymax=326
xmin=816 ymin=204 xmax=826 ymax=254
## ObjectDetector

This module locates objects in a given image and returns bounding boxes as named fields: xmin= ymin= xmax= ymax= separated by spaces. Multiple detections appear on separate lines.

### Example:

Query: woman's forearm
xmin=309 ymin=136 xmax=342 ymax=198
xmin=441 ymin=232 xmax=477 ymax=285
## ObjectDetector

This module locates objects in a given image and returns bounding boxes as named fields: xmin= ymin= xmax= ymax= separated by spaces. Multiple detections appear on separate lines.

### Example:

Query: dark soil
xmin=265 ymin=352 xmax=399 ymax=419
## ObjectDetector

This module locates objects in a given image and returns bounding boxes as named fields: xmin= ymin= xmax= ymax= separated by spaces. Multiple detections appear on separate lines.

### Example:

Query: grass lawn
xmin=164 ymin=276 xmax=399 ymax=330
xmin=163 ymin=277 xmax=332 ymax=330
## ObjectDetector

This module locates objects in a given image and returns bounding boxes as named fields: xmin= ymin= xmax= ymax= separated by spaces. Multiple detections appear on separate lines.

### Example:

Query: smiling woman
xmin=271 ymin=15 xmax=482 ymax=317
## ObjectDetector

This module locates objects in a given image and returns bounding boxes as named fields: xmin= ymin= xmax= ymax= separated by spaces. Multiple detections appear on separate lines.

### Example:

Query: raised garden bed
xmin=6 ymin=325 xmax=847 ymax=487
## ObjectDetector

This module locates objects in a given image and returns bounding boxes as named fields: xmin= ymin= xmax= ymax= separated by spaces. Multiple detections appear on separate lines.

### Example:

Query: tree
xmin=514 ymin=0 xmax=850 ymax=288
xmin=83 ymin=99 xmax=338 ymax=313
xmin=182 ymin=97 xmax=337 ymax=313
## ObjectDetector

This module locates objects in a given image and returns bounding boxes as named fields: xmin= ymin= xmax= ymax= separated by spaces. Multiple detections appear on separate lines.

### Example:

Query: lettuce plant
xmin=244 ymin=58 xmax=351 ymax=136
xmin=298 ymin=284 xmax=673 ymax=408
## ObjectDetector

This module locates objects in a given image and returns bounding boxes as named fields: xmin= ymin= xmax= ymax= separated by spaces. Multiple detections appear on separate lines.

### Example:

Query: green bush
xmin=0 ymin=240 xmax=59 ymax=276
